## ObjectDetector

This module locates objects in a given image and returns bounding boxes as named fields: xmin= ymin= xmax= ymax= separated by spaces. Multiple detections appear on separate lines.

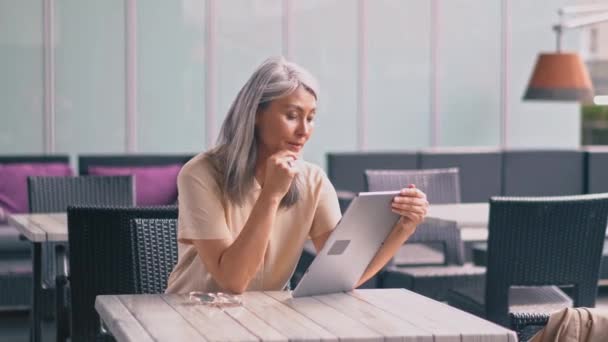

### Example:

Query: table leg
xmin=30 ymin=242 xmax=41 ymax=342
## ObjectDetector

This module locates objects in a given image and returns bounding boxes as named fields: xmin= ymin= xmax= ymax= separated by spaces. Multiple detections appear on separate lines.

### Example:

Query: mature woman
xmin=166 ymin=57 xmax=428 ymax=294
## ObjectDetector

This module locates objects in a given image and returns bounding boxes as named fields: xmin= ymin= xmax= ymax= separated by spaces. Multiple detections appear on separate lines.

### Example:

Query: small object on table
xmin=188 ymin=291 xmax=242 ymax=307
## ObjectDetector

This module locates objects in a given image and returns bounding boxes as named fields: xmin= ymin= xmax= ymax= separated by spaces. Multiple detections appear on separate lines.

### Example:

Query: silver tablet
xmin=292 ymin=191 xmax=401 ymax=297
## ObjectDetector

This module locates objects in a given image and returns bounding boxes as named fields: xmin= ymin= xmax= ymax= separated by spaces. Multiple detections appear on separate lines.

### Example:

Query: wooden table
xmin=9 ymin=213 xmax=67 ymax=242
xmin=8 ymin=212 xmax=67 ymax=342
xmin=428 ymin=202 xmax=608 ymax=240
xmin=96 ymin=289 xmax=516 ymax=341
xmin=427 ymin=203 xmax=489 ymax=242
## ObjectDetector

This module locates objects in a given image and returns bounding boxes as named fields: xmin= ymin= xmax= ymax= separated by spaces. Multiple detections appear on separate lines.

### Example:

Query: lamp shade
xmin=523 ymin=53 xmax=594 ymax=102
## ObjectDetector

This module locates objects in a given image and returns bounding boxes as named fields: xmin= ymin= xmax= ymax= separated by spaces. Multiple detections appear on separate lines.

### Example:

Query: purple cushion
xmin=0 ymin=163 xmax=73 ymax=217
xmin=88 ymin=164 xmax=181 ymax=206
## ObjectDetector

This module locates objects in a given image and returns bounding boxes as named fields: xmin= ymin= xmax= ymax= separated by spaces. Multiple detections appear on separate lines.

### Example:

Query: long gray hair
xmin=207 ymin=56 xmax=319 ymax=208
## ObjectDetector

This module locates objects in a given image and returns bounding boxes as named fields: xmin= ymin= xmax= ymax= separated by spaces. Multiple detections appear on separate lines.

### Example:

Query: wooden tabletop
xmin=96 ymin=289 xmax=516 ymax=342
xmin=426 ymin=203 xmax=489 ymax=242
xmin=427 ymin=203 xmax=489 ymax=228
xmin=427 ymin=202 xmax=608 ymax=240
xmin=8 ymin=213 xmax=67 ymax=242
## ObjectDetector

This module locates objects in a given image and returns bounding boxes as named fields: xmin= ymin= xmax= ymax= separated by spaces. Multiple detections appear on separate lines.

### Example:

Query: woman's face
xmin=256 ymin=85 xmax=316 ymax=157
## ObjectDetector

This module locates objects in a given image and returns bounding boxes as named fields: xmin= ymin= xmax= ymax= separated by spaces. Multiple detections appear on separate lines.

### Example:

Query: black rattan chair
xmin=364 ymin=168 xmax=461 ymax=259
xmin=67 ymin=206 xmax=178 ymax=342
xmin=365 ymin=167 xmax=463 ymax=266
xmin=365 ymin=168 xmax=485 ymax=300
xmin=130 ymin=218 xmax=178 ymax=294
xmin=447 ymin=194 xmax=608 ymax=330
xmin=28 ymin=176 xmax=134 ymax=213
xmin=364 ymin=167 xmax=461 ymax=204
xmin=27 ymin=175 xmax=134 ymax=341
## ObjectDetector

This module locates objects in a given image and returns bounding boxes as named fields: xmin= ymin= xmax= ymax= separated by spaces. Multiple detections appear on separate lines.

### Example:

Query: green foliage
xmin=582 ymin=105 xmax=608 ymax=121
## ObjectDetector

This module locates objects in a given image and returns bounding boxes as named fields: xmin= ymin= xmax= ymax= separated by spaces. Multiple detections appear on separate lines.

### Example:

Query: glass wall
xmin=0 ymin=0 xmax=44 ymax=153
xmin=137 ymin=0 xmax=206 ymax=153
xmin=367 ymin=0 xmax=431 ymax=150
xmin=292 ymin=0 xmax=358 ymax=167
xmin=438 ymin=0 xmax=502 ymax=147
xmin=55 ymin=0 xmax=125 ymax=154
xmin=216 ymin=0 xmax=282 ymax=146
xmin=0 ymin=0 xmax=582 ymax=165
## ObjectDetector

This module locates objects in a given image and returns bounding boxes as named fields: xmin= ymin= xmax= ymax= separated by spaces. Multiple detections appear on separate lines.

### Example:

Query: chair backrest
xmin=485 ymin=193 xmax=608 ymax=326
xmin=131 ymin=218 xmax=178 ymax=294
xmin=28 ymin=176 xmax=135 ymax=213
xmin=408 ymin=218 xmax=465 ymax=265
xmin=418 ymin=148 xmax=502 ymax=203
xmin=365 ymin=168 xmax=464 ymax=265
xmin=364 ymin=167 xmax=461 ymax=204
xmin=67 ymin=205 xmax=178 ymax=342
xmin=327 ymin=152 xmax=419 ymax=193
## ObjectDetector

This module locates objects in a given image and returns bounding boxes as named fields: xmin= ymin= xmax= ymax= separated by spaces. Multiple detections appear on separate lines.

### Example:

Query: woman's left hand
xmin=391 ymin=185 xmax=429 ymax=236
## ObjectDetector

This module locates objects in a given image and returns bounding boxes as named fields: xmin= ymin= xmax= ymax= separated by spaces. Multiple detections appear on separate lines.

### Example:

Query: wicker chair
xmin=130 ymin=218 xmax=178 ymax=294
xmin=27 ymin=175 xmax=134 ymax=341
xmin=365 ymin=168 xmax=485 ymax=300
xmin=28 ymin=176 xmax=135 ymax=286
xmin=364 ymin=167 xmax=461 ymax=204
xmin=447 ymin=194 xmax=608 ymax=331
xmin=0 ymin=155 xmax=70 ymax=311
xmin=365 ymin=167 xmax=462 ymax=267
xmin=67 ymin=206 xmax=178 ymax=342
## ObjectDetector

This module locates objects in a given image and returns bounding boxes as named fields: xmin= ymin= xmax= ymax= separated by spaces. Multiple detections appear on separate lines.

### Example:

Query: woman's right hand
xmin=262 ymin=151 xmax=298 ymax=200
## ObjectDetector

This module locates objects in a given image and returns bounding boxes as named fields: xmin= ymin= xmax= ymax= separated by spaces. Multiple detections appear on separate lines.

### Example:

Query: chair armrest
xmin=510 ymin=312 xmax=550 ymax=342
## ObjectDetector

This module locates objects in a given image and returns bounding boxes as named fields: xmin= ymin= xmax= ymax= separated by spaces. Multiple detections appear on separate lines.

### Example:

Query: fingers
xmin=273 ymin=150 xmax=298 ymax=161
xmin=269 ymin=154 xmax=299 ymax=178
xmin=392 ymin=201 xmax=427 ymax=211
xmin=392 ymin=196 xmax=428 ymax=205
xmin=392 ymin=195 xmax=428 ymax=213
xmin=391 ymin=202 xmax=428 ymax=216
xmin=392 ymin=186 xmax=428 ymax=225
xmin=271 ymin=151 xmax=298 ymax=168
xmin=399 ymin=187 xmax=426 ymax=199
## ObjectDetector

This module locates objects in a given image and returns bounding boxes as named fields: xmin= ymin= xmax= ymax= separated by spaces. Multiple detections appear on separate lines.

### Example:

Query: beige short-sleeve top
xmin=165 ymin=152 xmax=341 ymax=294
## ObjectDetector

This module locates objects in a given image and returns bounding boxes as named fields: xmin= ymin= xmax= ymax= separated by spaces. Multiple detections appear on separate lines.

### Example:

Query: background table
xmin=9 ymin=213 xmax=67 ymax=242
xmin=427 ymin=203 xmax=489 ymax=242
xmin=8 ymin=213 xmax=67 ymax=342
xmin=96 ymin=289 xmax=516 ymax=341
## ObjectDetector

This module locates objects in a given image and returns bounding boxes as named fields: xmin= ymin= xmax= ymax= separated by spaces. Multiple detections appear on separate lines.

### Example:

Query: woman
xmin=166 ymin=57 xmax=428 ymax=294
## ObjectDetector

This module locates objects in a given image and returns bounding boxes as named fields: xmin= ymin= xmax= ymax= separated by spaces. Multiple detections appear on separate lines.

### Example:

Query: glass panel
xmin=438 ymin=0 xmax=501 ymax=147
xmin=55 ymin=0 xmax=125 ymax=154
xmin=138 ymin=0 xmax=205 ymax=153
xmin=215 ymin=0 xmax=282 ymax=145
xmin=292 ymin=0 xmax=358 ymax=168
xmin=0 ymin=0 xmax=43 ymax=153
xmin=367 ymin=0 xmax=431 ymax=150
xmin=509 ymin=0 xmax=580 ymax=147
